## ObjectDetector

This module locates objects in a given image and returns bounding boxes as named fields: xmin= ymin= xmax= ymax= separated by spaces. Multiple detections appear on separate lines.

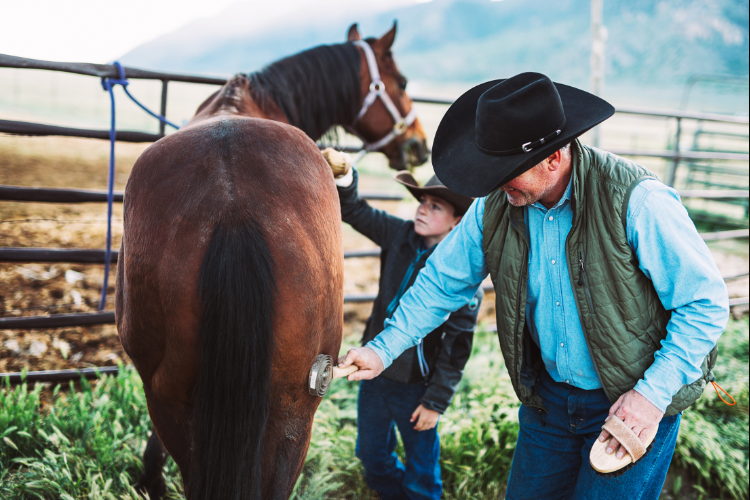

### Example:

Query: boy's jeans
xmin=506 ymin=369 xmax=681 ymax=500
xmin=356 ymin=377 xmax=442 ymax=500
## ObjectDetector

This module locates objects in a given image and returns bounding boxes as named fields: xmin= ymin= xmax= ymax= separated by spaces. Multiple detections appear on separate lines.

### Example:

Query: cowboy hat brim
xmin=394 ymin=172 xmax=474 ymax=214
xmin=432 ymin=79 xmax=615 ymax=198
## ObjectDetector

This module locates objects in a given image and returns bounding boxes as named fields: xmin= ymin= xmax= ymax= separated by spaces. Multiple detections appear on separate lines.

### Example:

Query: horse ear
xmin=347 ymin=23 xmax=361 ymax=42
xmin=377 ymin=20 xmax=397 ymax=50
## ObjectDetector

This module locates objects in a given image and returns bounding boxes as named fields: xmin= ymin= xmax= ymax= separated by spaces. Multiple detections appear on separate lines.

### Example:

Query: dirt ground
xmin=0 ymin=135 xmax=746 ymax=375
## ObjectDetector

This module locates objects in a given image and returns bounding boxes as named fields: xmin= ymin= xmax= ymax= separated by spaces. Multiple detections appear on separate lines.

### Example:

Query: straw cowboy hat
xmin=432 ymin=72 xmax=616 ymax=198
xmin=394 ymin=171 xmax=474 ymax=215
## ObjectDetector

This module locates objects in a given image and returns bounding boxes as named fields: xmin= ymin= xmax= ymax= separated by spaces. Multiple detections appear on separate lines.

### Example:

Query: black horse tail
xmin=189 ymin=216 xmax=276 ymax=499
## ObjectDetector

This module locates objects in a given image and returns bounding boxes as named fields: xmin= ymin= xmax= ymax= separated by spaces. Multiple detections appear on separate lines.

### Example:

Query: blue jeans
xmin=356 ymin=377 xmax=442 ymax=500
xmin=506 ymin=370 xmax=681 ymax=500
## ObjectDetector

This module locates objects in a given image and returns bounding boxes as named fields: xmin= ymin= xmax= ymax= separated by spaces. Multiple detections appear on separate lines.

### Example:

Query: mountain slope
xmin=120 ymin=0 xmax=748 ymax=92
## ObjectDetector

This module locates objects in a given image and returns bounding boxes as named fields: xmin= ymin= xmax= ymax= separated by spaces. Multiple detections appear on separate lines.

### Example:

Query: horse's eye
xmin=399 ymin=79 xmax=408 ymax=91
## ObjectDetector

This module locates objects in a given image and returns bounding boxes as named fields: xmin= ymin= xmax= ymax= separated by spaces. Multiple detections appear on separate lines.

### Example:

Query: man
xmin=338 ymin=73 xmax=729 ymax=499
xmin=333 ymin=162 xmax=482 ymax=500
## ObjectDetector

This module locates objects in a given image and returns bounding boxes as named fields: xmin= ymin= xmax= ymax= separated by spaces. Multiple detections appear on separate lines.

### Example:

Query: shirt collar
xmin=530 ymin=175 xmax=573 ymax=212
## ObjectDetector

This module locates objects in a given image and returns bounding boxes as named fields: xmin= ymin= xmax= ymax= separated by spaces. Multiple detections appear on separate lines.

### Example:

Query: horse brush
xmin=308 ymin=354 xmax=359 ymax=397
xmin=321 ymin=147 xmax=352 ymax=179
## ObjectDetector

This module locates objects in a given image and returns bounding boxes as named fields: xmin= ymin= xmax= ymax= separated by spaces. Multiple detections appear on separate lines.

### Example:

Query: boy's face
xmin=414 ymin=193 xmax=462 ymax=243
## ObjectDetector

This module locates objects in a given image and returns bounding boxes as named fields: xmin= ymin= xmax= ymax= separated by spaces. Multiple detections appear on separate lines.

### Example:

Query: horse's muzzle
xmin=391 ymin=137 xmax=429 ymax=171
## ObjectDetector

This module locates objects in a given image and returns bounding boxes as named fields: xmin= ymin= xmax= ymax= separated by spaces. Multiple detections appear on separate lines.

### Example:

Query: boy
xmin=333 ymin=164 xmax=483 ymax=500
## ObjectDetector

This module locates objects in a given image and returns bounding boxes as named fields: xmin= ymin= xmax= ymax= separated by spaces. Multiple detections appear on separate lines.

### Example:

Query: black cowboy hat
xmin=394 ymin=172 xmax=474 ymax=215
xmin=432 ymin=72 xmax=615 ymax=198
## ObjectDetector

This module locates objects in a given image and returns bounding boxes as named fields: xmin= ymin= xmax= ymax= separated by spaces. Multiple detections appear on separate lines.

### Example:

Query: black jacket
xmin=339 ymin=169 xmax=483 ymax=414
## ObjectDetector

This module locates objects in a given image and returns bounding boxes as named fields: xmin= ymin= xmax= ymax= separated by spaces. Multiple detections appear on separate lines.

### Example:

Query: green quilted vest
xmin=483 ymin=140 xmax=717 ymax=416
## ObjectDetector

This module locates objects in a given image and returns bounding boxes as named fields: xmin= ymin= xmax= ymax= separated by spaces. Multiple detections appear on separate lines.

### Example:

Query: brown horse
xmin=117 ymin=23 xmax=426 ymax=500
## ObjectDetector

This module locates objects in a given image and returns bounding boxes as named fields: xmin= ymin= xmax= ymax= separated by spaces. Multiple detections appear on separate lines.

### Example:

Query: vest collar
xmin=569 ymin=139 xmax=589 ymax=228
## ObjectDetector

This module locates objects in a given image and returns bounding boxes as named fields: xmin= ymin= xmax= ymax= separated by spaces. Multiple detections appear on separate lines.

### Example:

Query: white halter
xmin=350 ymin=40 xmax=418 ymax=163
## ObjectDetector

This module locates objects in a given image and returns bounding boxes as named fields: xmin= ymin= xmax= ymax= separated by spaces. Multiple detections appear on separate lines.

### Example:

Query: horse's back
xmin=117 ymin=116 xmax=343 ymax=496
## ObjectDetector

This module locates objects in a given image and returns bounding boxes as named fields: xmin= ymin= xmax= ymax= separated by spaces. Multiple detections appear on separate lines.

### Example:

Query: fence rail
xmin=607 ymin=149 xmax=748 ymax=162
xmin=4 ymin=275 xmax=748 ymax=331
xmin=2 ymin=185 xmax=747 ymax=205
xmin=0 ymin=247 xmax=382 ymax=263
xmin=4 ymin=226 xmax=748 ymax=265
xmin=0 ymin=311 xmax=115 ymax=330
xmin=0 ymin=54 xmax=226 ymax=85
xmin=0 ymin=185 xmax=402 ymax=203
xmin=0 ymin=119 xmax=162 ymax=143
xmin=410 ymin=95 xmax=750 ymax=124
xmin=0 ymin=366 xmax=120 ymax=385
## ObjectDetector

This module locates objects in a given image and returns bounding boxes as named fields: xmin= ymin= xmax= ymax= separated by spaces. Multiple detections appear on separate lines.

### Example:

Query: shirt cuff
xmin=365 ymin=339 xmax=393 ymax=370
xmin=334 ymin=167 xmax=354 ymax=187
xmin=633 ymin=358 xmax=686 ymax=414
xmin=366 ymin=321 xmax=421 ymax=370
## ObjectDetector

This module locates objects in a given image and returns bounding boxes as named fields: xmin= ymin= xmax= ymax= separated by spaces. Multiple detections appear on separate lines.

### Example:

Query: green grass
xmin=1 ymin=319 xmax=748 ymax=499
xmin=671 ymin=317 xmax=749 ymax=500
xmin=0 ymin=370 xmax=184 ymax=499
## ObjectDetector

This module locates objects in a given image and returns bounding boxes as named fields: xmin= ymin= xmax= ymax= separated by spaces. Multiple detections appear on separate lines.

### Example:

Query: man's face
xmin=500 ymin=160 xmax=557 ymax=207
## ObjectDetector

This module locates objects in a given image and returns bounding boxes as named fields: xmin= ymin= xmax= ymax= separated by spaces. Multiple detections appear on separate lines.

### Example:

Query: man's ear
xmin=452 ymin=215 xmax=463 ymax=230
xmin=376 ymin=20 xmax=397 ymax=50
xmin=546 ymin=149 xmax=563 ymax=171
xmin=347 ymin=23 xmax=361 ymax=42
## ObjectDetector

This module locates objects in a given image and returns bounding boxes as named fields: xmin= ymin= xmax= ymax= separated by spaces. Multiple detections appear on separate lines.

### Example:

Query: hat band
xmin=475 ymin=118 xmax=566 ymax=156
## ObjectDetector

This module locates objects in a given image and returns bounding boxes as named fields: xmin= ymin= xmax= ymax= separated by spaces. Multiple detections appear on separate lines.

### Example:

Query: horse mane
xmin=246 ymin=42 xmax=362 ymax=142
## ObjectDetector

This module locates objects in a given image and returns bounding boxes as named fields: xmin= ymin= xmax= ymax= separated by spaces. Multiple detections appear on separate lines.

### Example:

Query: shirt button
xmin=566 ymin=379 xmax=570 ymax=384
xmin=560 ymin=342 xmax=565 ymax=347
xmin=551 ymin=259 xmax=556 ymax=265
xmin=556 ymin=301 xmax=560 ymax=306
xmin=548 ymin=216 xmax=554 ymax=221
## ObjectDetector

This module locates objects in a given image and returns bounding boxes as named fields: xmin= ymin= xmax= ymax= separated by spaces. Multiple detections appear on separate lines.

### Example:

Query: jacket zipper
xmin=384 ymin=247 xmax=431 ymax=380
xmin=577 ymin=251 xmax=595 ymax=313
xmin=385 ymin=247 xmax=427 ymax=319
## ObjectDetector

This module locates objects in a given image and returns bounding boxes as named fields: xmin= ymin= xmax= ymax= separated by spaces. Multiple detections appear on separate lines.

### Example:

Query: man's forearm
xmin=627 ymin=181 xmax=730 ymax=412
xmin=633 ymin=298 xmax=728 ymax=412
xmin=367 ymin=198 xmax=489 ymax=369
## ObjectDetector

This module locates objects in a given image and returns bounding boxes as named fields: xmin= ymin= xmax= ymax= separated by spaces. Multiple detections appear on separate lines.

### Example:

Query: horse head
xmin=347 ymin=22 xmax=429 ymax=172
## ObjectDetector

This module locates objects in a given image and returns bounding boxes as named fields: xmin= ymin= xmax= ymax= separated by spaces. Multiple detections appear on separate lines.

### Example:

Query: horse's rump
xmin=118 ymin=117 xmax=344 ymax=498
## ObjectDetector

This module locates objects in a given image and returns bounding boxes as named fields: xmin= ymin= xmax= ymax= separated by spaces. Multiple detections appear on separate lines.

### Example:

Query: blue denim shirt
xmin=367 ymin=178 xmax=729 ymax=413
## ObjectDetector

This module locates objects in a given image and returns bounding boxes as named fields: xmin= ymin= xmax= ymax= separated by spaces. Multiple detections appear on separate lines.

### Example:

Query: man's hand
xmin=410 ymin=404 xmax=440 ymax=431
xmin=598 ymin=389 xmax=664 ymax=459
xmin=337 ymin=347 xmax=384 ymax=381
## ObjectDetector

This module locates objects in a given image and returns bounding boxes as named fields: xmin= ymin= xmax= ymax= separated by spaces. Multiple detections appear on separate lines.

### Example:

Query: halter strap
xmin=350 ymin=40 xmax=418 ymax=156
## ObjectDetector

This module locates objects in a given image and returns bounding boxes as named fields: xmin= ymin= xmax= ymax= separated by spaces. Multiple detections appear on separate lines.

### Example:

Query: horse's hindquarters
xmin=116 ymin=117 xmax=343 ymax=499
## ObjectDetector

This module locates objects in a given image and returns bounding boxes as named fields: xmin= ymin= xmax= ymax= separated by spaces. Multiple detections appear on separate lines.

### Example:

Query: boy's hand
xmin=337 ymin=347 xmax=384 ymax=381
xmin=411 ymin=405 xmax=439 ymax=431
xmin=321 ymin=147 xmax=352 ymax=179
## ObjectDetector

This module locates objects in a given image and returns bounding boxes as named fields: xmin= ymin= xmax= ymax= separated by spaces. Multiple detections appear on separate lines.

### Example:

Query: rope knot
xmin=101 ymin=61 xmax=129 ymax=91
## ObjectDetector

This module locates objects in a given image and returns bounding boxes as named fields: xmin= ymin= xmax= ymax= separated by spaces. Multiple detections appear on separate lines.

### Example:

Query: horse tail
xmin=189 ymin=215 xmax=276 ymax=500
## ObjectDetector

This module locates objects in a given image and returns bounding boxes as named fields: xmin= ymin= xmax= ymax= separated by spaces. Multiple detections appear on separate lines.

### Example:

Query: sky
xmin=0 ymin=0 xmax=425 ymax=64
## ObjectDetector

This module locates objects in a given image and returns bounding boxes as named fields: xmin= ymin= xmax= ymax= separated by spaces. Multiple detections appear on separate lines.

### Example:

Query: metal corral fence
xmin=1 ymin=55 xmax=748 ymax=383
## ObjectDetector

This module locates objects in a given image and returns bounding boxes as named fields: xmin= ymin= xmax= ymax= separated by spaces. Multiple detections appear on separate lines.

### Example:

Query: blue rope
xmin=121 ymin=86 xmax=181 ymax=130
xmin=98 ymin=62 xmax=179 ymax=310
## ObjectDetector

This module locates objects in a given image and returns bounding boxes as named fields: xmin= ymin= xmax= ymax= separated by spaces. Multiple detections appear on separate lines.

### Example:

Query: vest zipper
xmin=577 ymin=252 xmax=595 ymax=313
xmin=566 ymin=242 xmax=613 ymax=403
xmin=513 ymin=245 xmax=529 ymax=400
